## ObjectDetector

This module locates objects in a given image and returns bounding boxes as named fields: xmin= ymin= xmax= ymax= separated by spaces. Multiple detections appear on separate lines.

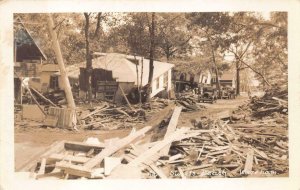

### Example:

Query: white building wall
xmin=194 ymin=74 xmax=200 ymax=83
xmin=167 ymin=69 xmax=172 ymax=91
xmin=206 ymin=70 xmax=212 ymax=85
xmin=150 ymin=69 xmax=172 ymax=98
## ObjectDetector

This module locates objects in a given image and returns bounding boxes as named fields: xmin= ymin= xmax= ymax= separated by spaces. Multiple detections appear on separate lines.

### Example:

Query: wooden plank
xmin=36 ymin=170 xmax=64 ymax=180
xmin=30 ymin=87 xmax=58 ymax=107
xmin=177 ymin=167 xmax=186 ymax=179
xmin=207 ymin=149 xmax=229 ymax=156
xmin=64 ymin=141 xmax=105 ymax=152
xmin=37 ymin=158 xmax=46 ymax=177
xmin=215 ymin=164 xmax=240 ymax=168
xmin=252 ymin=147 xmax=269 ymax=160
xmin=148 ymin=164 xmax=167 ymax=179
xmin=160 ymin=106 xmax=182 ymax=156
xmin=47 ymin=153 xmax=90 ymax=164
xmin=244 ymin=149 xmax=254 ymax=174
xmin=80 ymin=104 xmax=108 ymax=119
xmin=272 ymin=97 xmax=288 ymax=105
xmin=128 ymin=129 xmax=198 ymax=166
xmin=119 ymin=85 xmax=135 ymax=111
xmin=183 ymin=164 xmax=212 ymax=171
xmin=55 ymin=161 xmax=92 ymax=178
xmin=43 ymin=115 xmax=59 ymax=127
xmin=104 ymin=157 xmax=121 ymax=176
xmin=84 ymin=126 xmax=152 ymax=169
xmin=169 ymin=153 xmax=184 ymax=161
xmin=209 ymin=132 xmax=225 ymax=145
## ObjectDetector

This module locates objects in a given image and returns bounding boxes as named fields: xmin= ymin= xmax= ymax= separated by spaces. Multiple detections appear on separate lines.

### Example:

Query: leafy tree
xmin=155 ymin=13 xmax=192 ymax=61
xmin=187 ymin=12 xmax=232 ymax=95
xmin=225 ymin=12 xmax=287 ymax=92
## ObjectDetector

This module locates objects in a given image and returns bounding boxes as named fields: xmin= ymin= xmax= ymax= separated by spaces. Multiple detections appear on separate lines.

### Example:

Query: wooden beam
xmin=244 ymin=149 xmax=254 ymax=174
xmin=48 ymin=153 xmax=90 ymax=164
xmin=36 ymin=158 xmax=46 ymax=177
xmin=177 ymin=167 xmax=186 ymax=179
xmin=30 ymin=87 xmax=58 ymax=107
xmin=36 ymin=170 xmax=64 ymax=179
xmin=26 ymin=86 xmax=46 ymax=116
xmin=159 ymin=106 xmax=182 ymax=156
xmin=183 ymin=164 xmax=213 ymax=171
xmin=148 ymin=164 xmax=167 ymax=179
xmin=104 ymin=157 xmax=121 ymax=176
xmin=84 ymin=126 xmax=152 ymax=169
xmin=128 ymin=129 xmax=198 ymax=166
xmin=64 ymin=141 xmax=105 ymax=152
xmin=55 ymin=161 xmax=92 ymax=178
xmin=119 ymin=85 xmax=135 ymax=111
xmin=80 ymin=103 xmax=108 ymax=119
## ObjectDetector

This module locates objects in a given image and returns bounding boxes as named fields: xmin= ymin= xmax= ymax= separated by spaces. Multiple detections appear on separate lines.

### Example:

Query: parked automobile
xmin=221 ymin=87 xmax=236 ymax=99
xmin=198 ymin=86 xmax=218 ymax=104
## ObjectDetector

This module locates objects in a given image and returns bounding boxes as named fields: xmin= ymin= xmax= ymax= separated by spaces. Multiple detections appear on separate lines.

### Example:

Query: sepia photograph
xmin=12 ymin=11 xmax=289 ymax=180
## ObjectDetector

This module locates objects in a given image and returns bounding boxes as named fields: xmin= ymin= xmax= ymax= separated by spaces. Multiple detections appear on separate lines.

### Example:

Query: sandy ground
xmin=14 ymin=96 xmax=248 ymax=171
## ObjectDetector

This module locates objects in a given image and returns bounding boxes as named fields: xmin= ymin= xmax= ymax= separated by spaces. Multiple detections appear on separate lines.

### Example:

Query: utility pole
xmin=47 ymin=14 xmax=77 ymax=127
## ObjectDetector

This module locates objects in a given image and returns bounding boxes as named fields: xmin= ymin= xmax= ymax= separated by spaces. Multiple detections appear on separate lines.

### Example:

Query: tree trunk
xmin=146 ymin=12 xmax=156 ymax=102
xmin=94 ymin=12 xmax=102 ymax=39
xmin=236 ymin=60 xmax=240 ymax=95
xmin=139 ymin=57 xmax=144 ymax=104
xmin=208 ymin=37 xmax=221 ymax=97
xmin=47 ymin=14 xmax=76 ymax=110
xmin=84 ymin=13 xmax=93 ymax=102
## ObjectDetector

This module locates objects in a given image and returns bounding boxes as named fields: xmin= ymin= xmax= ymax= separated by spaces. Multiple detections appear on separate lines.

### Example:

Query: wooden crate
xmin=48 ymin=107 xmax=75 ymax=128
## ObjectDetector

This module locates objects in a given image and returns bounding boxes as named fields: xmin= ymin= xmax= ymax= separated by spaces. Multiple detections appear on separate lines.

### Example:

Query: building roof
xmin=54 ymin=53 xmax=174 ymax=85
xmin=14 ymin=17 xmax=47 ymax=62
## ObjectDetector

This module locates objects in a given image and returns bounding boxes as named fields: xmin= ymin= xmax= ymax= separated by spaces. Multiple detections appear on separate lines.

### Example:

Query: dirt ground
xmin=14 ymin=96 xmax=248 ymax=171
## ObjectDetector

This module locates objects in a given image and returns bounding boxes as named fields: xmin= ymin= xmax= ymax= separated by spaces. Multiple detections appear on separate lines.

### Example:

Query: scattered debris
xmin=22 ymin=102 xmax=288 ymax=179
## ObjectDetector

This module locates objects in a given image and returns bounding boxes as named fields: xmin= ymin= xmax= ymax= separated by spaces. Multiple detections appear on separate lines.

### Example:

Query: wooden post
xmin=20 ymin=77 xmax=23 ymax=105
xmin=119 ymin=85 xmax=134 ymax=111
xmin=47 ymin=14 xmax=76 ymax=110
xmin=30 ymin=87 xmax=58 ymax=107
xmin=26 ymin=87 xmax=46 ymax=116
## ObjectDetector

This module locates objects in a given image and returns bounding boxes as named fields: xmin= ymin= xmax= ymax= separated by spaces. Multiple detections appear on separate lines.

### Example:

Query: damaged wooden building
xmin=52 ymin=53 xmax=174 ymax=104
xmin=14 ymin=17 xmax=47 ymax=104
xmin=172 ymin=69 xmax=212 ymax=92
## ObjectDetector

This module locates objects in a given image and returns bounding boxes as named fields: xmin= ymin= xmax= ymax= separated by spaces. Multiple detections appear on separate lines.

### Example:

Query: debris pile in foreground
xmin=23 ymin=104 xmax=288 ymax=179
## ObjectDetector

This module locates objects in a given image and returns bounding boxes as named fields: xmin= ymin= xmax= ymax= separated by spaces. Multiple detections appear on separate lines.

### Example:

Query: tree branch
xmin=93 ymin=12 xmax=102 ymax=39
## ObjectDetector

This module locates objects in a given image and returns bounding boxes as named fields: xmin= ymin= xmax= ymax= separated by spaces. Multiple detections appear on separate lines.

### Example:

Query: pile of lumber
xmin=78 ymin=98 xmax=170 ymax=130
xmin=250 ymin=87 xmax=288 ymax=118
xmin=78 ymin=103 xmax=145 ymax=130
xmin=176 ymin=93 xmax=205 ymax=112
xmin=25 ymin=106 xmax=288 ymax=179
xmin=230 ymin=87 xmax=288 ymax=125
